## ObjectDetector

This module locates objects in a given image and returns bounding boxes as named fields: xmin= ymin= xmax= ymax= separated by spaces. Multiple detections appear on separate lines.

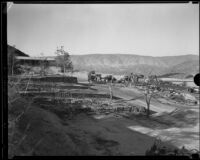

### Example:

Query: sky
xmin=7 ymin=3 xmax=199 ymax=57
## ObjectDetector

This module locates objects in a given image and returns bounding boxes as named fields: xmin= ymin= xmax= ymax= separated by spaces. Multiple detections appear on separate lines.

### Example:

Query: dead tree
xmin=144 ymin=72 xmax=159 ymax=117
xmin=144 ymin=85 xmax=154 ymax=117
xmin=39 ymin=55 xmax=48 ymax=77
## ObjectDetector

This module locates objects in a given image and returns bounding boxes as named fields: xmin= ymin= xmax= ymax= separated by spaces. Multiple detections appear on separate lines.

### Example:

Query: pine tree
xmin=55 ymin=46 xmax=73 ymax=75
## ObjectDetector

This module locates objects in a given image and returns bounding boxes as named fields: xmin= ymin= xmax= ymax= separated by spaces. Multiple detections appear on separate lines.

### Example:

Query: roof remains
xmin=16 ymin=56 xmax=55 ymax=61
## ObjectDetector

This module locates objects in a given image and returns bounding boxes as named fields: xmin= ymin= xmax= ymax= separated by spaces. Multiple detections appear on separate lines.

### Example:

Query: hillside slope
xmin=70 ymin=54 xmax=199 ymax=76
xmin=162 ymin=60 xmax=199 ymax=78
xmin=8 ymin=45 xmax=29 ymax=57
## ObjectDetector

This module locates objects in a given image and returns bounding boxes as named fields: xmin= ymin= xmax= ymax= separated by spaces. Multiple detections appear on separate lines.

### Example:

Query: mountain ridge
xmin=7 ymin=45 xmax=199 ymax=77
xmin=70 ymin=54 xmax=199 ymax=76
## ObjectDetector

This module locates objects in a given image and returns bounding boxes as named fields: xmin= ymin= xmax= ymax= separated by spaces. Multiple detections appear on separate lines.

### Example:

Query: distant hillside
xmin=70 ymin=54 xmax=199 ymax=77
xmin=8 ymin=45 xmax=29 ymax=57
xmin=162 ymin=60 xmax=199 ymax=78
xmin=156 ymin=55 xmax=198 ymax=67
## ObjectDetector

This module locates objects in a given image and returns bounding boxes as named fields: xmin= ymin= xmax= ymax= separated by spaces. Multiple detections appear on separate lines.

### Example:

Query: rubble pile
xmin=146 ymin=139 xmax=200 ymax=157
xmin=32 ymin=95 xmax=148 ymax=116
xmin=167 ymin=92 xmax=197 ymax=105
xmin=147 ymin=86 xmax=198 ymax=105
xmin=33 ymin=97 xmax=93 ymax=117
xmin=78 ymin=99 xmax=147 ymax=115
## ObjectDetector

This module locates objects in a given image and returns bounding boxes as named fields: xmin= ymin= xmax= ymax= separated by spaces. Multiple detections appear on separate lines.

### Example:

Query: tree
xmin=144 ymin=85 xmax=153 ymax=117
xmin=55 ymin=46 xmax=73 ymax=74
xmin=144 ymin=73 xmax=159 ymax=118
xmin=39 ymin=53 xmax=49 ymax=76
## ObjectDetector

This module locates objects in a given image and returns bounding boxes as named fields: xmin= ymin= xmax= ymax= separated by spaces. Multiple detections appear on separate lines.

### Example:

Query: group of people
xmin=88 ymin=70 xmax=159 ymax=86
xmin=87 ymin=71 xmax=116 ymax=83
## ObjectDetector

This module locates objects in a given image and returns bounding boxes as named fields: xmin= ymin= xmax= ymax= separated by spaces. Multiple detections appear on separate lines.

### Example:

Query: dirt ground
xmin=90 ymin=83 xmax=199 ymax=150
xmin=8 ymin=81 xmax=199 ymax=156
xmin=9 ymin=98 xmax=175 ymax=156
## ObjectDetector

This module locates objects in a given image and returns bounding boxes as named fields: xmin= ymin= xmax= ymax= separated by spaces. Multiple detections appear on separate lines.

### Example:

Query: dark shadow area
xmin=21 ymin=76 xmax=78 ymax=83
xmin=21 ymin=92 xmax=122 ymax=100
xmin=26 ymin=85 xmax=97 ymax=90
xmin=114 ymin=96 xmax=144 ymax=103
xmin=18 ymin=82 xmax=97 ymax=91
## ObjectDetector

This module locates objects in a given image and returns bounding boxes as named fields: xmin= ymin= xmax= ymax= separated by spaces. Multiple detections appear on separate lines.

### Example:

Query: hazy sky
xmin=7 ymin=3 xmax=199 ymax=57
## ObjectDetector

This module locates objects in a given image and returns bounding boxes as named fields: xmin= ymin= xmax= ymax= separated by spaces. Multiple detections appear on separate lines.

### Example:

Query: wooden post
xmin=11 ymin=55 xmax=14 ymax=76
xmin=109 ymin=79 xmax=113 ymax=104
xmin=145 ymin=85 xmax=153 ymax=118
